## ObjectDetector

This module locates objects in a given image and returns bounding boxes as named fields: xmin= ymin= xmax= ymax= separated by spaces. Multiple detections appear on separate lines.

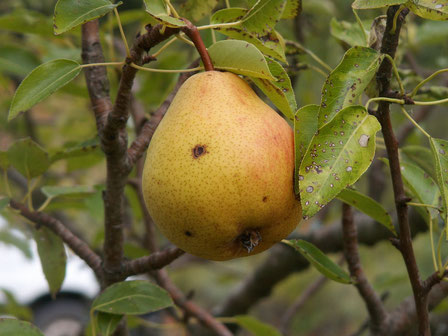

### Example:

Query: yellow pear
xmin=142 ymin=71 xmax=301 ymax=261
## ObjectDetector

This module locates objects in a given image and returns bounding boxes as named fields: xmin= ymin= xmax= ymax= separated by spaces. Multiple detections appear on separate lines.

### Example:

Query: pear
xmin=142 ymin=71 xmax=301 ymax=261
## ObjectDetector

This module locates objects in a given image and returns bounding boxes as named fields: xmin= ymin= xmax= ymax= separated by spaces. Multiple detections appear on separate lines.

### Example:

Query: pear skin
xmin=142 ymin=71 xmax=301 ymax=261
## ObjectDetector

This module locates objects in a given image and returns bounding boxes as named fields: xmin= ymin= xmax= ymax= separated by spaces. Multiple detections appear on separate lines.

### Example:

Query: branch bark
xmin=342 ymin=203 xmax=387 ymax=334
xmin=123 ymin=247 xmax=184 ymax=277
xmin=374 ymin=6 xmax=430 ymax=336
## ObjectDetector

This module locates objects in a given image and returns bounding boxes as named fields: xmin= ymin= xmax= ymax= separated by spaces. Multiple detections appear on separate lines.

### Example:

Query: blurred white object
xmin=0 ymin=216 xmax=99 ymax=335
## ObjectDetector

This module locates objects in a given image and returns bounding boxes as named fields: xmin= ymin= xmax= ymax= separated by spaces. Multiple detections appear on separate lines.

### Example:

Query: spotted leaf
xmin=352 ymin=0 xmax=406 ymax=9
xmin=299 ymin=105 xmax=381 ymax=218
xmin=318 ymin=46 xmax=383 ymax=128
xmin=406 ymin=0 xmax=448 ymax=21
xmin=210 ymin=8 xmax=286 ymax=61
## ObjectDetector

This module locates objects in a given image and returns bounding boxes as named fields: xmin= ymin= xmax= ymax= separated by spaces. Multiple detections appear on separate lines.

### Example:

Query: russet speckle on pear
xmin=142 ymin=71 xmax=301 ymax=261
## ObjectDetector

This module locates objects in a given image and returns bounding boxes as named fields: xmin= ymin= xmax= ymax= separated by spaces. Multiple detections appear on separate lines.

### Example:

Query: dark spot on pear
xmin=185 ymin=231 xmax=193 ymax=237
xmin=192 ymin=145 xmax=207 ymax=159
xmin=262 ymin=196 xmax=268 ymax=202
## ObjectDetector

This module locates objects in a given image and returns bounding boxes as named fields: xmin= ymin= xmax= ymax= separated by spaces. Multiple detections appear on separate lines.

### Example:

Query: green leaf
xmin=282 ymin=0 xmax=302 ymax=19
xmin=242 ymin=0 xmax=286 ymax=34
xmin=352 ymin=0 xmax=406 ymax=9
xmin=330 ymin=18 xmax=367 ymax=47
xmin=208 ymin=40 xmax=276 ymax=80
xmin=337 ymin=188 xmax=396 ymax=235
xmin=398 ymin=160 xmax=440 ymax=225
xmin=0 ymin=198 xmax=10 ymax=212
xmin=96 ymin=312 xmax=123 ymax=336
xmin=54 ymin=0 xmax=122 ymax=34
xmin=42 ymin=185 xmax=95 ymax=200
xmin=0 ymin=289 xmax=33 ymax=321
xmin=401 ymin=145 xmax=435 ymax=179
xmin=143 ymin=0 xmax=186 ymax=27
xmin=284 ymin=239 xmax=352 ymax=284
xmin=0 ymin=45 xmax=40 ymax=77
xmin=0 ymin=152 xmax=9 ymax=170
xmin=50 ymin=138 xmax=101 ymax=163
xmin=318 ymin=46 xmax=383 ymax=128
xmin=0 ymin=229 xmax=33 ymax=259
xmin=294 ymin=105 xmax=319 ymax=194
xmin=299 ymin=105 xmax=381 ymax=218
xmin=210 ymin=8 xmax=286 ymax=62
xmin=34 ymin=227 xmax=67 ymax=297
xmin=0 ymin=318 xmax=44 ymax=336
xmin=9 ymin=59 xmax=82 ymax=120
xmin=0 ymin=8 xmax=53 ymax=36
xmin=406 ymin=0 xmax=448 ymax=21
xmin=92 ymin=280 xmax=173 ymax=315
xmin=234 ymin=315 xmax=282 ymax=336
xmin=430 ymin=138 xmax=448 ymax=226
xmin=7 ymin=138 xmax=50 ymax=179
xmin=250 ymin=57 xmax=297 ymax=121
xmin=179 ymin=0 xmax=219 ymax=22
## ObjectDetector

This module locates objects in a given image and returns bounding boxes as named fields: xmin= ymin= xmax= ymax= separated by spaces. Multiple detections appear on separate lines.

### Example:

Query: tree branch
xmin=81 ymin=20 xmax=113 ymax=131
xmin=342 ymin=204 xmax=387 ymax=334
xmin=214 ymin=213 xmax=407 ymax=317
xmin=154 ymin=269 xmax=233 ymax=336
xmin=9 ymin=199 xmax=103 ymax=280
xmin=123 ymin=247 xmax=184 ymax=278
xmin=374 ymin=6 xmax=430 ymax=336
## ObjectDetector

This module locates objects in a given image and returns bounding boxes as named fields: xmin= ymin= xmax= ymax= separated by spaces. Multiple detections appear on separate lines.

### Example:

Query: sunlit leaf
xmin=210 ymin=8 xmax=286 ymax=61
xmin=250 ymin=57 xmax=297 ymax=121
xmin=7 ymin=138 xmax=50 ymax=179
xmin=208 ymin=40 xmax=275 ymax=80
xmin=0 ymin=318 xmax=44 ymax=336
xmin=54 ymin=0 xmax=122 ymax=34
xmin=318 ymin=46 xmax=383 ymax=128
xmin=282 ymin=0 xmax=302 ymax=19
xmin=234 ymin=315 xmax=282 ymax=336
xmin=352 ymin=0 xmax=406 ymax=9
xmin=337 ymin=188 xmax=396 ymax=235
xmin=143 ymin=0 xmax=186 ymax=27
xmin=242 ymin=0 xmax=286 ymax=34
xmin=284 ymin=239 xmax=352 ymax=284
xmin=34 ymin=227 xmax=67 ymax=297
xmin=9 ymin=59 xmax=81 ymax=120
xmin=299 ymin=105 xmax=381 ymax=218
xmin=406 ymin=0 xmax=448 ymax=21
xmin=430 ymin=138 xmax=448 ymax=227
xmin=92 ymin=280 xmax=173 ymax=315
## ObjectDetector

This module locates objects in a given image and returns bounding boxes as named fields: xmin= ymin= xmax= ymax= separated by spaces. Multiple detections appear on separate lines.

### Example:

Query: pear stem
xmin=181 ymin=19 xmax=214 ymax=72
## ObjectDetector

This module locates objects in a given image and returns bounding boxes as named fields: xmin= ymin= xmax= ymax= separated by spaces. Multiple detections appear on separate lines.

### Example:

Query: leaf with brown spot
xmin=318 ymin=46 xmax=383 ymax=128
xmin=299 ymin=105 xmax=381 ymax=218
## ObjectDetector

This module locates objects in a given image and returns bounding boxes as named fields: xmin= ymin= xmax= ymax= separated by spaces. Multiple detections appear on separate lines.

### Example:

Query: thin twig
xmin=154 ymin=269 xmax=233 ymax=336
xmin=123 ymin=247 xmax=185 ymax=277
xmin=9 ymin=200 xmax=103 ymax=280
xmin=342 ymin=203 xmax=387 ymax=334
xmin=127 ymin=62 xmax=199 ymax=166
xmin=375 ymin=6 xmax=430 ymax=336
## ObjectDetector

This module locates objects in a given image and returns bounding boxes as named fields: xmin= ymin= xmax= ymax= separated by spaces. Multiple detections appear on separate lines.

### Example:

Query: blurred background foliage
xmin=1 ymin=0 xmax=448 ymax=335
